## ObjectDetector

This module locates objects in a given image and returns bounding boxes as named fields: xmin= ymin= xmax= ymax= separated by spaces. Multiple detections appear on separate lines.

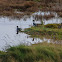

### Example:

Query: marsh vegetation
xmin=0 ymin=42 xmax=62 ymax=62
xmin=0 ymin=0 xmax=62 ymax=62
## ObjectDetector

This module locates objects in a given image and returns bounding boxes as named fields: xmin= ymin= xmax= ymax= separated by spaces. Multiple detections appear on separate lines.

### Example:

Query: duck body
xmin=17 ymin=28 xmax=21 ymax=31
xmin=33 ymin=23 xmax=37 ymax=26
xmin=33 ymin=20 xmax=42 ymax=26
xmin=16 ymin=26 xmax=22 ymax=34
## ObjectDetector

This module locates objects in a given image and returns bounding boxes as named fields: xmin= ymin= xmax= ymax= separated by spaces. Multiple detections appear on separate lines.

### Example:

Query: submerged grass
xmin=0 ymin=43 xmax=62 ymax=62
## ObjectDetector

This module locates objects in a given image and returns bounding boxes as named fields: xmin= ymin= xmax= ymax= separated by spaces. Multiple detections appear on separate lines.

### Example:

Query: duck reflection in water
xmin=32 ymin=38 xmax=34 ymax=41
xmin=16 ymin=26 xmax=22 ymax=34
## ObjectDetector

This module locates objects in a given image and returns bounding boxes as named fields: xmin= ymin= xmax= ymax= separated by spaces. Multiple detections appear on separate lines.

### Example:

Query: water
xmin=44 ymin=17 xmax=62 ymax=25
xmin=32 ymin=11 xmax=62 ymax=24
xmin=0 ymin=16 xmax=42 ymax=51
xmin=0 ymin=11 xmax=62 ymax=51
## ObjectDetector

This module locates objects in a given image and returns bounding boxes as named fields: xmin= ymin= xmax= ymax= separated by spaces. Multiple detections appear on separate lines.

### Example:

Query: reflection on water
xmin=0 ymin=11 xmax=62 ymax=51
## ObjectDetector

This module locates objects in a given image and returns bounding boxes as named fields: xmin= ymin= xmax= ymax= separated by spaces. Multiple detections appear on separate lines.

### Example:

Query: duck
xmin=33 ymin=20 xmax=37 ymax=26
xmin=16 ymin=26 xmax=22 ymax=34
xmin=33 ymin=20 xmax=43 ymax=26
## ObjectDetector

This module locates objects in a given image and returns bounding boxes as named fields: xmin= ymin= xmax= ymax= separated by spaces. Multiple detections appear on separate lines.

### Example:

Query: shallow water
xmin=44 ymin=17 xmax=62 ymax=25
xmin=32 ymin=11 xmax=62 ymax=24
xmin=0 ymin=11 xmax=62 ymax=51
xmin=0 ymin=16 xmax=43 ymax=51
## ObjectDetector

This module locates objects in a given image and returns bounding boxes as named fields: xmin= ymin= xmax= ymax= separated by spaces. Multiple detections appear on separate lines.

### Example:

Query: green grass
xmin=24 ymin=24 xmax=62 ymax=40
xmin=44 ymin=24 xmax=60 ymax=28
xmin=0 ymin=42 xmax=62 ymax=62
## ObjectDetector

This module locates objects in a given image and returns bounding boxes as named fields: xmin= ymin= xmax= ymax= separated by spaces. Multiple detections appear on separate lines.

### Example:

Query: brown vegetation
xmin=33 ymin=15 xmax=42 ymax=21
xmin=57 ymin=12 xmax=62 ymax=17
xmin=33 ymin=13 xmax=55 ymax=20
xmin=43 ymin=14 xmax=55 ymax=20
xmin=0 ymin=0 xmax=38 ymax=18
xmin=0 ymin=0 xmax=62 ymax=18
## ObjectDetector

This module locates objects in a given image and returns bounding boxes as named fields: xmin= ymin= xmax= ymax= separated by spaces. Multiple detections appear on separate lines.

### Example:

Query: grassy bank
xmin=24 ymin=24 xmax=62 ymax=40
xmin=0 ymin=42 xmax=62 ymax=62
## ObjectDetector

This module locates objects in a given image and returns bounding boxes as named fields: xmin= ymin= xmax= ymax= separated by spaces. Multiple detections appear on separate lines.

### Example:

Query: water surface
xmin=0 ymin=11 xmax=62 ymax=51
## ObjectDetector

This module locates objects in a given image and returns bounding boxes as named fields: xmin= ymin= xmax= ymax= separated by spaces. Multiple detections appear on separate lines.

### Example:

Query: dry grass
xmin=0 ymin=0 xmax=62 ymax=18
xmin=57 ymin=12 xmax=62 ymax=17
xmin=43 ymin=14 xmax=55 ymax=20
xmin=0 ymin=0 xmax=38 ymax=18
xmin=33 ymin=13 xmax=55 ymax=20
